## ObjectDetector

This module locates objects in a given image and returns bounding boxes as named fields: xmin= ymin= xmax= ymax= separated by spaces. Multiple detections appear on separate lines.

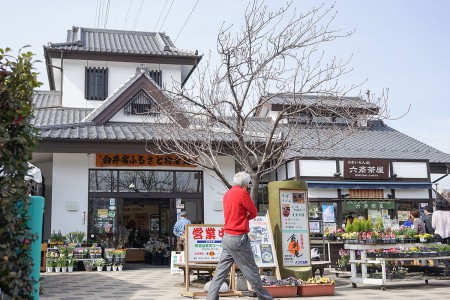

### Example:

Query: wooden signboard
xmin=182 ymin=217 xmax=280 ymax=297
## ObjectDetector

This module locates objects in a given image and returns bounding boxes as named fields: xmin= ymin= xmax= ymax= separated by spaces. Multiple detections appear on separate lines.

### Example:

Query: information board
xmin=170 ymin=251 xmax=185 ymax=275
xmin=249 ymin=215 xmax=277 ymax=267
xmin=186 ymin=224 xmax=224 ymax=263
xmin=186 ymin=217 xmax=277 ymax=268
xmin=279 ymin=189 xmax=311 ymax=267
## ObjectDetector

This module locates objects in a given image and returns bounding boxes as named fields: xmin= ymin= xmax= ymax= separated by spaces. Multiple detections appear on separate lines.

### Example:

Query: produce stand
xmin=344 ymin=243 xmax=450 ymax=290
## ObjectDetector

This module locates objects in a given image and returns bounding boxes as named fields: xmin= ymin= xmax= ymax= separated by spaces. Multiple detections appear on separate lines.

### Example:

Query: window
xmin=148 ymin=70 xmax=162 ymax=86
xmin=85 ymin=67 xmax=108 ymax=100
xmin=123 ymin=89 xmax=160 ymax=116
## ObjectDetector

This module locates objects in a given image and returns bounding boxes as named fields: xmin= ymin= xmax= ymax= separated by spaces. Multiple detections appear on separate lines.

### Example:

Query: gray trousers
xmin=206 ymin=233 xmax=273 ymax=300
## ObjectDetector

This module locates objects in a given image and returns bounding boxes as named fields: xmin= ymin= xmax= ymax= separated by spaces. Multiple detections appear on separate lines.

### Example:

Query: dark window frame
xmin=85 ymin=67 xmax=108 ymax=100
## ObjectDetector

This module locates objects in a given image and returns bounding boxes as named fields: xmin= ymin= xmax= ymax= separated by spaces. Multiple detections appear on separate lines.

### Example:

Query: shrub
xmin=0 ymin=47 xmax=41 ymax=299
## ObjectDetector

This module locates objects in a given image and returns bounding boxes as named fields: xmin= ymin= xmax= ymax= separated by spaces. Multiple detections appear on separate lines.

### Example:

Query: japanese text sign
xmin=279 ymin=189 xmax=311 ymax=267
xmin=96 ymin=153 xmax=195 ymax=167
xmin=343 ymin=159 xmax=390 ymax=180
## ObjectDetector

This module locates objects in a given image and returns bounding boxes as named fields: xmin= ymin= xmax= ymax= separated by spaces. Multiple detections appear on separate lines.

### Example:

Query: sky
xmin=3 ymin=0 xmax=450 ymax=189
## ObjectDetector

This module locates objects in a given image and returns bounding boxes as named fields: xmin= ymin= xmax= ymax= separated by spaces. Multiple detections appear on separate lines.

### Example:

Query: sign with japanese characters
xmin=343 ymin=159 xmax=390 ymax=180
xmin=96 ymin=153 xmax=195 ymax=167
xmin=249 ymin=215 xmax=276 ymax=267
xmin=343 ymin=200 xmax=395 ymax=210
xmin=186 ymin=219 xmax=277 ymax=267
xmin=279 ymin=189 xmax=311 ymax=267
xmin=186 ymin=224 xmax=225 ymax=263
xmin=170 ymin=251 xmax=185 ymax=275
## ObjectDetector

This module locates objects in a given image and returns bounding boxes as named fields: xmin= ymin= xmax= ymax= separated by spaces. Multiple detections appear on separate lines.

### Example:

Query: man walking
xmin=173 ymin=211 xmax=191 ymax=251
xmin=206 ymin=172 xmax=272 ymax=300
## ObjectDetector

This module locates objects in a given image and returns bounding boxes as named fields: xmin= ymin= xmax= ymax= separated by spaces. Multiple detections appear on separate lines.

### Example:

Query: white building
xmin=32 ymin=27 xmax=450 ymax=255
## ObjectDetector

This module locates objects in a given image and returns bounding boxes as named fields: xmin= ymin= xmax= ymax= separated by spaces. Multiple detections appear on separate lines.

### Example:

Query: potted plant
xmin=46 ymin=258 xmax=55 ymax=272
xmin=67 ymin=259 xmax=75 ymax=272
xmin=83 ymin=260 xmax=94 ymax=272
xmin=94 ymin=258 xmax=105 ymax=271
xmin=262 ymin=276 xmax=299 ymax=298
xmin=49 ymin=230 xmax=66 ymax=245
xmin=336 ymin=249 xmax=350 ymax=271
xmin=298 ymin=277 xmax=335 ymax=297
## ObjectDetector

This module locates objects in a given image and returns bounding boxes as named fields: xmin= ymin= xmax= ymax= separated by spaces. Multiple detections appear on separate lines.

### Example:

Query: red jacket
xmin=223 ymin=185 xmax=257 ymax=235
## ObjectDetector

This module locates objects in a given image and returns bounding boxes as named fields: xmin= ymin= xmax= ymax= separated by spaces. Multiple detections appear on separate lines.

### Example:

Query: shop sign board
xmin=186 ymin=217 xmax=277 ymax=267
xmin=186 ymin=224 xmax=224 ymax=263
xmin=279 ymin=189 xmax=311 ymax=267
xmin=170 ymin=251 xmax=185 ymax=275
xmin=343 ymin=159 xmax=390 ymax=180
xmin=344 ymin=200 xmax=395 ymax=210
xmin=96 ymin=153 xmax=195 ymax=167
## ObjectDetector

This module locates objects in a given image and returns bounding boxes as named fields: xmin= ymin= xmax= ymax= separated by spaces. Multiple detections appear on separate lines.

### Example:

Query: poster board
xmin=249 ymin=215 xmax=277 ymax=268
xmin=185 ymin=219 xmax=277 ymax=268
xmin=186 ymin=224 xmax=224 ymax=263
xmin=170 ymin=251 xmax=185 ymax=275
xmin=279 ymin=189 xmax=311 ymax=267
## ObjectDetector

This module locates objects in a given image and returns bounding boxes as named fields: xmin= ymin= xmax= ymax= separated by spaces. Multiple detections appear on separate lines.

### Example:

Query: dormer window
xmin=124 ymin=89 xmax=160 ymax=116
xmin=85 ymin=67 xmax=108 ymax=100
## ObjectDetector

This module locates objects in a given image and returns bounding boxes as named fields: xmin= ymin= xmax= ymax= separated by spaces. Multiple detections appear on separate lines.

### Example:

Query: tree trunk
xmin=250 ymin=174 xmax=260 ymax=207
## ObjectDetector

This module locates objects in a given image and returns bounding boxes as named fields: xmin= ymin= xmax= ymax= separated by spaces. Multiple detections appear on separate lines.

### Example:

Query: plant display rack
xmin=46 ymin=246 xmax=102 ymax=272
xmin=344 ymin=243 xmax=450 ymax=290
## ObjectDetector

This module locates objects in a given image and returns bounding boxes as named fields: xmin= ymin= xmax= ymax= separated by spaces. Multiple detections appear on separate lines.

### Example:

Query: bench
xmin=311 ymin=260 xmax=331 ymax=277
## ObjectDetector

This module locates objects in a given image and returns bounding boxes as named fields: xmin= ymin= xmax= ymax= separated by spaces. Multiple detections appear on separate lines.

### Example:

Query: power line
xmin=174 ymin=0 xmax=200 ymax=43
xmin=158 ymin=0 xmax=174 ymax=32
xmin=123 ymin=0 xmax=134 ymax=29
xmin=154 ymin=0 xmax=169 ymax=31
xmin=103 ymin=0 xmax=111 ymax=28
xmin=132 ymin=0 xmax=145 ymax=30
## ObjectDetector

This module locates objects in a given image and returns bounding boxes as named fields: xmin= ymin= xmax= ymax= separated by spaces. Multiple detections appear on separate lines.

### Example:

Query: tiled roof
xmin=44 ymin=26 xmax=196 ymax=57
xmin=264 ymin=93 xmax=379 ymax=110
xmin=32 ymin=91 xmax=61 ymax=108
xmin=33 ymin=103 xmax=450 ymax=164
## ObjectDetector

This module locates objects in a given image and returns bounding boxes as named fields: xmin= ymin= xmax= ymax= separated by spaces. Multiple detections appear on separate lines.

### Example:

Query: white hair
xmin=233 ymin=171 xmax=251 ymax=187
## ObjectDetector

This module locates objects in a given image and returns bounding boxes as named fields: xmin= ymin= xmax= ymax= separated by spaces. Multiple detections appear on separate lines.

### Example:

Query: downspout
xmin=60 ymin=50 xmax=64 ymax=101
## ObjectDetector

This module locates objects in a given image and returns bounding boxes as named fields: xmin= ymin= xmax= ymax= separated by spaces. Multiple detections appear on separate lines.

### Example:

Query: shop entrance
xmin=122 ymin=198 xmax=171 ymax=247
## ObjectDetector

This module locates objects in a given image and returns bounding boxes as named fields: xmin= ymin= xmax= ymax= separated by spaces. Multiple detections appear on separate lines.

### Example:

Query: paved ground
xmin=39 ymin=264 xmax=450 ymax=300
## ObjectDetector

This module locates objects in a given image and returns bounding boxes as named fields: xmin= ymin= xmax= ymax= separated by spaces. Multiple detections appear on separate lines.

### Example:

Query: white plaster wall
xmin=277 ymin=164 xmax=286 ymax=180
xmin=392 ymin=162 xmax=428 ymax=179
xmin=308 ymin=188 xmax=338 ymax=198
xmin=203 ymin=156 xmax=235 ymax=224
xmin=52 ymin=153 xmax=90 ymax=235
xmin=299 ymin=160 xmax=336 ymax=177
xmin=287 ymin=161 xmax=296 ymax=179
xmin=60 ymin=59 xmax=181 ymax=108
xmin=394 ymin=189 xmax=429 ymax=199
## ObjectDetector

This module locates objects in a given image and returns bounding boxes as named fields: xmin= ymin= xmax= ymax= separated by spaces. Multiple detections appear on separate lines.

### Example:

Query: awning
xmin=305 ymin=181 xmax=432 ymax=189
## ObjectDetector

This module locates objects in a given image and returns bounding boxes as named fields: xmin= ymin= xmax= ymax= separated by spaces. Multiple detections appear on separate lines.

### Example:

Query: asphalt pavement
xmin=39 ymin=263 xmax=450 ymax=300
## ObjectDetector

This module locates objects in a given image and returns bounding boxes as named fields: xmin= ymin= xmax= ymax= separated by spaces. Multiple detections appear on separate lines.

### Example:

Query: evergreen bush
xmin=0 ymin=47 xmax=41 ymax=299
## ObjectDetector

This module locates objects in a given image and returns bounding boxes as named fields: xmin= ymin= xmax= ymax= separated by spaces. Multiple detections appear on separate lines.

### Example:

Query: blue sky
xmin=3 ymin=0 xmax=450 ymax=189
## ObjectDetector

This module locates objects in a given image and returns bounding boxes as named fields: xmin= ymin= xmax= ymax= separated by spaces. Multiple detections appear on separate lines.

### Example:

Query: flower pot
xmin=118 ymin=265 xmax=123 ymax=271
xmin=68 ymin=267 xmax=73 ymax=272
xmin=61 ymin=267 xmax=67 ymax=272
xmin=46 ymin=267 xmax=53 ymax=273
xmin=298 ymin=284 xmax=335 ymax=297
xmin=97 ymin=267 xmax=103 ymax=271
xmin=264 ymin=286 xmax=297 ymax=298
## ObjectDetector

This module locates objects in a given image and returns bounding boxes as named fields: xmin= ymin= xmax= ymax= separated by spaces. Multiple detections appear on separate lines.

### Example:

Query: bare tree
xmin=145 ymin=0 xmax=389 ymax=203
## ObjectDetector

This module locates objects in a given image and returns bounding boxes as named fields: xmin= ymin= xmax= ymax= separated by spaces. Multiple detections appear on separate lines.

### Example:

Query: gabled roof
xmin=45 ymin=26 xmax=197 ymax=57
xmin=82 ymin=67 xmax=189 ymax=127
xmin=256 ymin=93 xmax=379 ymax=116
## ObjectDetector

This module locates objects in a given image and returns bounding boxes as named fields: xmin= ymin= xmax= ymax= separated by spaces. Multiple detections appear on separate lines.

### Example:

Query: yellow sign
xmin=96 ymin=153 xmax=195 ymax=167
xmin=98 ymin=209 xmax=108 ymax=218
